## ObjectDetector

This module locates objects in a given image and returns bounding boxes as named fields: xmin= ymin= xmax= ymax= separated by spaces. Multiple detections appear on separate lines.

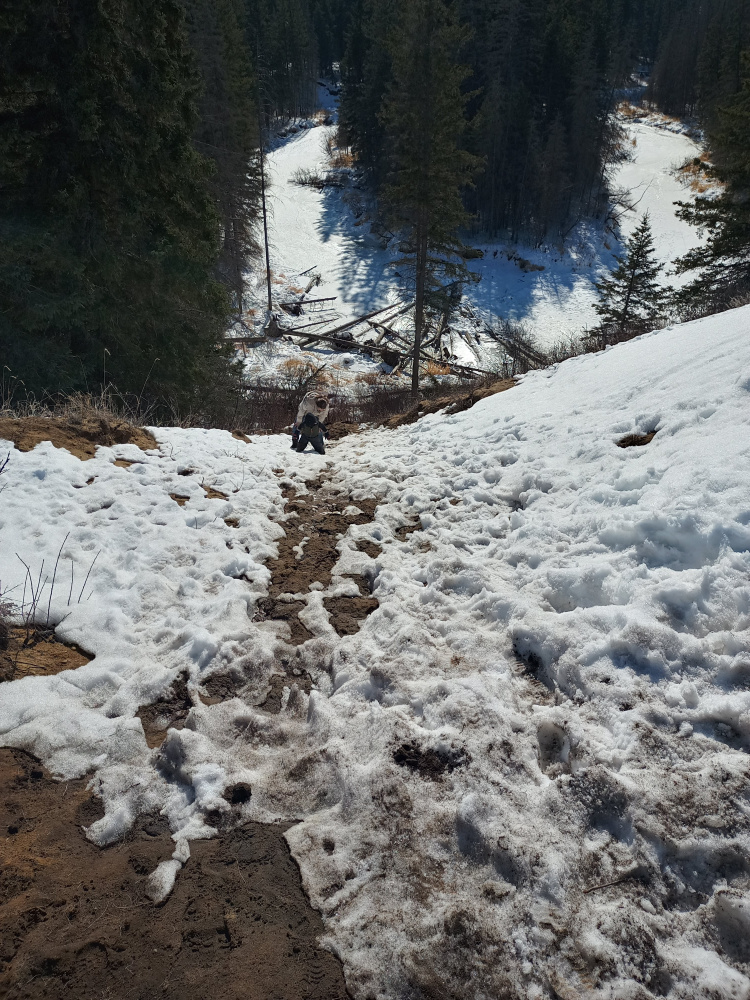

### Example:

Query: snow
xmin=615 ymin=119 xmax=705 ymax=273
xmin=250 ymin=94 xmax=708 ymax=370
xmin=3 ymin=304 xmax=750 ymax=998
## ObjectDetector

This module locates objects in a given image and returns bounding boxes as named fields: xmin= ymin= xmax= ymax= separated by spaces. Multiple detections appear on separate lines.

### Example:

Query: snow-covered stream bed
xmin=2 ymin=305 xmax=750 ymax=999
xmin=250 ymin=95 xmax=707 ymax=364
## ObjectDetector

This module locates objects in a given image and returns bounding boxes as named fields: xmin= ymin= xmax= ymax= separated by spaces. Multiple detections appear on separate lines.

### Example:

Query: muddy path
xmin=253 ymin=474 xmax=380 ymax=645
xmin=1 ymin=464 xmax=386 ymax=1000
xmin=0 ymin=749 xmax=349 ymax=1000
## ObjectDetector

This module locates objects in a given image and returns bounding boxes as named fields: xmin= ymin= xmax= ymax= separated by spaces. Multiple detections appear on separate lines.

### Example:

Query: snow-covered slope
xmin=2 ymin=307 xmax=750 ymax=999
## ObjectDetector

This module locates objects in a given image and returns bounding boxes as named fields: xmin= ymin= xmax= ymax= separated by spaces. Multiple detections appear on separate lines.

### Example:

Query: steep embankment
xmin=2 ymin=306 xmax=750 ymax=999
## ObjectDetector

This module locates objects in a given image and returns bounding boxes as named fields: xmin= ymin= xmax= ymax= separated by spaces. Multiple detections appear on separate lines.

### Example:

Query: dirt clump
xmin=323 ymin=595 xmax=379 ymax=636
xmin=136 ymin=673 xmax=192 ymax=748
xmin=200 ymin=657 xmax=313 ymax=713
xmin=396 ymin=520 xmax=422 ymax=540
xmin=0 ymin=748 xmax=349 ymax=1000
xmin=393 ymin=740 xmax=470 ymax=779
xmin=0 ymin=415 xmax=157 ymax=461
xmin=326 ymin=421 xmax=361 ymax=440
xmin=202 ymin=482 xmax=228 ymax=499
xmin=255 ymin=597 xmax=315 ymax=645
xmin=356 ymin=538 xmax=383 ymax=558
xmin=0 ymin=629 xmax=93 ymax=684
xmin=382 ymin=379 xmax=515 ymax=429
xmin=617 ymin=431 xmax=657 ymax=448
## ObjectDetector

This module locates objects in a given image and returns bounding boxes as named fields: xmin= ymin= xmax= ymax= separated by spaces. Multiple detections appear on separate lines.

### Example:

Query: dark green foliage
xmin=244 ymin=0 xmax=318 ymax=120
xmin=340 ymin=0 xmax=398 ymax=186
xmin=675 ymin=53 xmax=750 ymax=301
xmin=595 ymin=213 xmax=666 ymax=337
xmin=343 ymin=0 xmax=647 ymax=242
xmin=379 ymin=0 xmax=482 ymax=392
xmin=0 ymin=0 xmax=231 ymax=404
xmin=648 ymin=0 xmax=750 ymax=126
xmin=184 ymin=0 xmax=262 ymax=307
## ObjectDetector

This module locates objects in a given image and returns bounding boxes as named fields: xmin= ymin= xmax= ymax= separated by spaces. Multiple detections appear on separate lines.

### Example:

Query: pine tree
xmin=184 ymin=0 xmax=262 ymax=309
xmin=675 ymin=51 xmax=750 ymax=303
xmin=378 ymin=0 xmax=482 ymax=393
xmin=0 ymin=0 xmax=230 ymax=404
xmin=595 ymin=214 xmax=666 ymax=340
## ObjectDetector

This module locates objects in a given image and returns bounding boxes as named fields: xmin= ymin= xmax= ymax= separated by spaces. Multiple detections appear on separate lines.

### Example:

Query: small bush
xmin=291 ymin=167 xmax=344 ymax=190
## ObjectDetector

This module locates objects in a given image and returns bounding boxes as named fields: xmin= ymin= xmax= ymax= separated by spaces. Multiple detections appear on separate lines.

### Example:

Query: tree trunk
xmin=412 ymin=214 xmax=428 ymax=396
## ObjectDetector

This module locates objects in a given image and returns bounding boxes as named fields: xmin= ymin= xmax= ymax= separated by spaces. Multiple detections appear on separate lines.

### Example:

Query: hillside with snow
xmin=2 ymin=306 xmax=750 ymax=999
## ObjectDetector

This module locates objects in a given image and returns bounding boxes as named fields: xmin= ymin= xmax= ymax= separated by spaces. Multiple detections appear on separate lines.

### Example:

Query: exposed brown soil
xmin=255 ymin=597 xmax=315 ymax=645
xmin=0 ymin=749 xmax=350 ymax=1000
xmin=136 ymin=673 xmax=192 ymax=748
xmin=617 ymin=431 xmax=657 ymax=448
xmin=224 ymin=516 xmax=240 ymax=528
xmin=0 ymin=629 xmax=93 ymax=684
xmin=322 ymin=595 xmax=379 ymax=636
xmin=382 ymin=378 xmax=515 ymax=429
xmin=393 ymin=740 xmax=470 ymax=779
xmin=170 ymin=493 xmax=190 ymax=507
xmin=254 ymin=479 xmax=380 ymax=645
xmin=326 ymin=422 xmax=361 ymax=441
xmin=199 ymin=655 xmax=313 ymax=713
xmin=202 ymin=483 xmax=228 ymax=500
xmin=0 ymin=416 xmax=157 ymax=461
xmin=356 ymin=538 xmax=382 ymax=558
xmin=395 ymin=520 xmax=422 ymax=540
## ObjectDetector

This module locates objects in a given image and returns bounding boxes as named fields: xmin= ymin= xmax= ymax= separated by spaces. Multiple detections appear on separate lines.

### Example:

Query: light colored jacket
xmin=296 ymin=392 xmax=330 ymax=426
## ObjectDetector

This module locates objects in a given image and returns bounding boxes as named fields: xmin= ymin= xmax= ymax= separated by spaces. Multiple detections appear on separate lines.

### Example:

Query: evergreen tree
xmin=0 ymin=0 xmax=230 ymax=404
xmin=244 ymin=0 xmax=318 ymax=122
xmin=340 ymin=0 xmax=398 ymax=187
xmin=675 ymin=53 xmax=750 ymax=301
xmin=183 ymin=0 xmax=262 ymax=309
xmin=595 ymin=213 xmax=666 ymax=339
xmin=378 ymin=0 xmax=482 ymax=393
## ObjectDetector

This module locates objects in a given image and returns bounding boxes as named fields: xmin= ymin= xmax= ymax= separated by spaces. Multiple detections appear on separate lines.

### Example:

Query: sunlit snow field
xmin=250 ymin=89 xmax=706 ymax=360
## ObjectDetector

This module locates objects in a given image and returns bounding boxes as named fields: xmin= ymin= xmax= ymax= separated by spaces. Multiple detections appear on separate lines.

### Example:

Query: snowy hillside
xmin=2 ymin=306 xmax=750 ymax=999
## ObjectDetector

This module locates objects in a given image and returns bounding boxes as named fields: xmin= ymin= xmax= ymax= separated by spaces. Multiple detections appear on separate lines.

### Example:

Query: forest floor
xmin=2 ymin=303 xmax=750 ymax=999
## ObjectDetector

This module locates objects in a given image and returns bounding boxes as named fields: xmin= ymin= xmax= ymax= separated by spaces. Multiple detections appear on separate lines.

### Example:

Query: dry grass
xmin=424 ymin=361 xmax=452 ymax=377
xmin=676 ymin=152 xmax=720 ymax=194
xmin=329 ymin=149 xmax=354 ymax=169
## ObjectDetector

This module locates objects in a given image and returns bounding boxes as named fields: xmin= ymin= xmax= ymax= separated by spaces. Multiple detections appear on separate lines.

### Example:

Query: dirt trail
xmin=0 ymin=463 xmax=385 ymax=1000
xmin=254 ymin=475 xmax=380 ymax=644
xmin=0 ymin=749 xmax=350 ymax=1000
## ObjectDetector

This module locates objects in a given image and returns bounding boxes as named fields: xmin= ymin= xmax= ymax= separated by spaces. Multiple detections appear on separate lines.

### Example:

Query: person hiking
xmin=291 ymin=392 xmax=330 ymax=453
xmin=294 ymin=411 xmax=329 ymax=454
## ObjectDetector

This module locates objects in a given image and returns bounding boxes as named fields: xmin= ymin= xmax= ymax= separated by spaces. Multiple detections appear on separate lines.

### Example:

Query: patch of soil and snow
xmin=0 ymin=749 xmax=349 ymax=1000
xmin=0 ymin=416 xmax=157 ymax=461
xmin=0 ymin=631 xmax=93 ymax=684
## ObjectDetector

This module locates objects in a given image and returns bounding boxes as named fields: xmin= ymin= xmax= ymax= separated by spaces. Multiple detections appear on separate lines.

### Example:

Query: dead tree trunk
xmin=412 ymin=214 xmax=428 ymax=396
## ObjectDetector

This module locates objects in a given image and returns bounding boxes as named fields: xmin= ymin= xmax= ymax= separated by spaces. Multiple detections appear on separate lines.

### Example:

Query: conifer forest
xmin=2 ymin=0 xmax=750 ymax=403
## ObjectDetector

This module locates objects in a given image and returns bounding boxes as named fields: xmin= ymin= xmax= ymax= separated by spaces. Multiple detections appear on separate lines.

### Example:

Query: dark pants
xmin=295 ymin=433 xmax=325 ymax=454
